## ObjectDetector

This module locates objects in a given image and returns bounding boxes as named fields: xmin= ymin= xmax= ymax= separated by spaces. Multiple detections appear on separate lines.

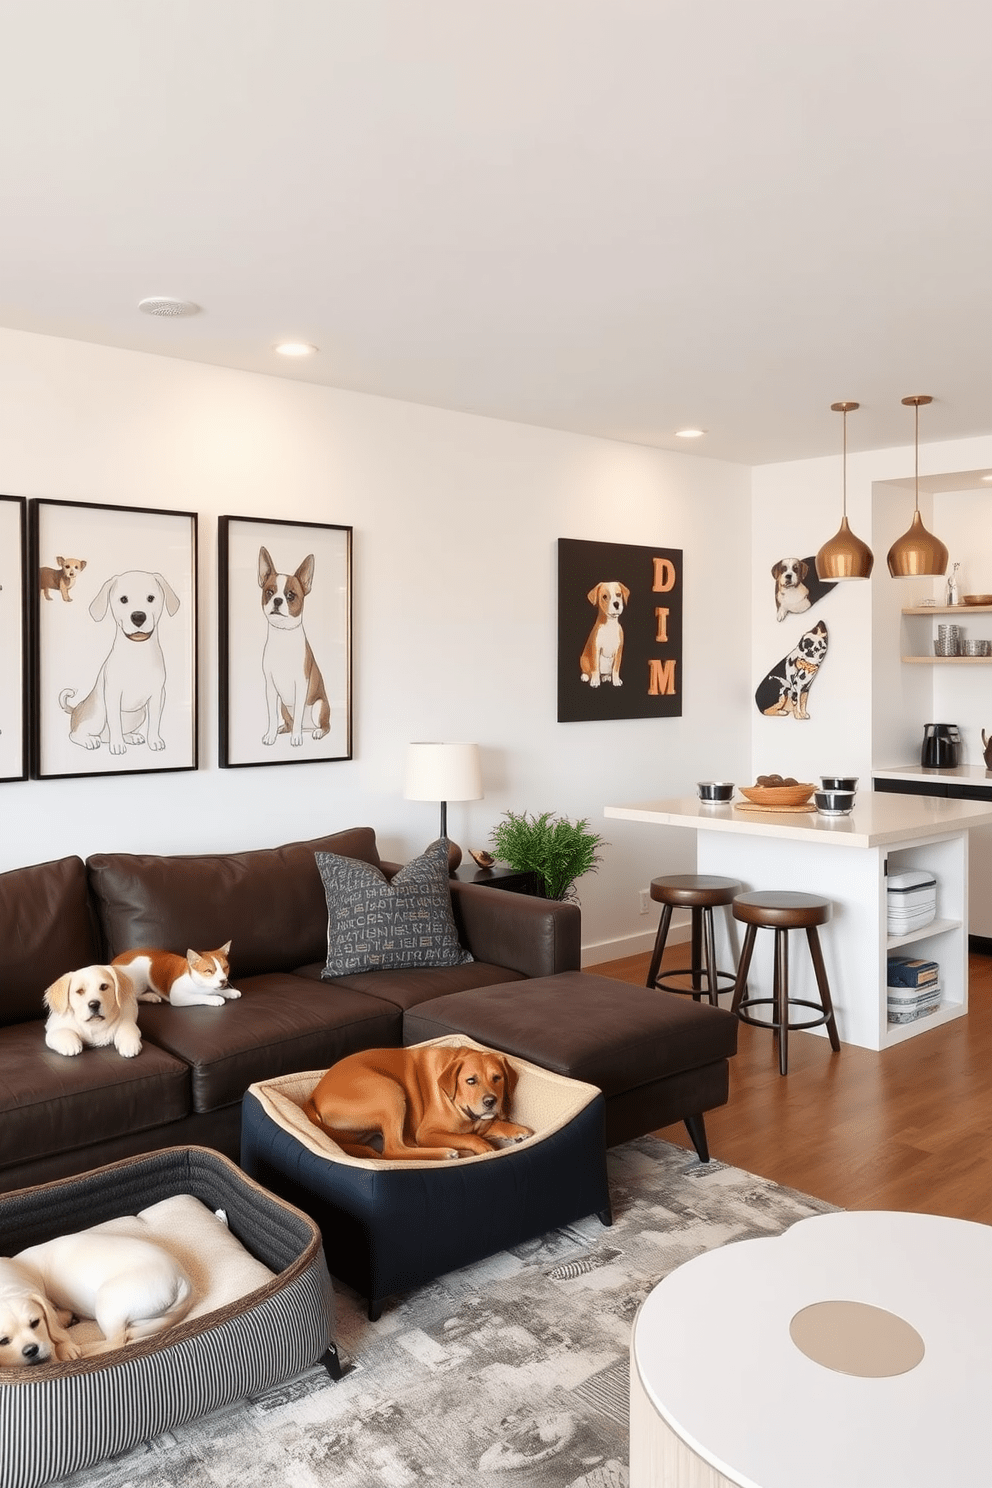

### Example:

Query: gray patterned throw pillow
xmin=316 ymin=837 xmax=473 ymax=977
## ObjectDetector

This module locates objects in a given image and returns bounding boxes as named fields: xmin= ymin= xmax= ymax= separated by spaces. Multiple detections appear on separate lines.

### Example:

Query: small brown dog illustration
xmin=305 ymin=1045 xmax=533 ymax=1160
xmin=258 ymin=546 xmax=331 ymax=746
xmin=39 ymin=557 xmax=86 ymax=602
xmin=580 ymin=581 xmax=629 ymax=688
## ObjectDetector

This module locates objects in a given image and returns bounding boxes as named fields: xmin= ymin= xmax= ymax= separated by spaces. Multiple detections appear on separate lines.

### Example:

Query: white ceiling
xmin=3 ymin=0 xmax=992 ymax=466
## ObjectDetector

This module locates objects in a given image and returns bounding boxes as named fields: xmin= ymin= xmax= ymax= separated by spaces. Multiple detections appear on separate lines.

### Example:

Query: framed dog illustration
xmin=0 ymin=494 xmax=28 ymax=782
xmin=218 ymin=515 xmax=352 ymax=768
xmin=557 ymin=537 xmax=683 ymax=723
xmin=29 ymin=500 xmax=197 ymax=780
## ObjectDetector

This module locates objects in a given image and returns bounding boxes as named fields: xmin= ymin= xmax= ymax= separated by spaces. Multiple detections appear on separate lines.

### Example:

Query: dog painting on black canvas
xmin=755 ymin=620 xmax=828 ymax=720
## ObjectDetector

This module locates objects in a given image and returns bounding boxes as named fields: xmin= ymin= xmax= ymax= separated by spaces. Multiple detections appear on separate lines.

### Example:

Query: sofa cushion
xmin=137 ymin=972 xmax=403 ymax=1112
xmin=0 ymin=856 xmax=100 ymax=1026
xmin=316 ymin=837 xmax=472 ymax=978
xmin=295 ymin=959 xmax=527 ymax=1011
xmin=0 ymin=1021 xmax=191 ymax=1170
xmin=87 ymin=828 xmax=381 ymax=976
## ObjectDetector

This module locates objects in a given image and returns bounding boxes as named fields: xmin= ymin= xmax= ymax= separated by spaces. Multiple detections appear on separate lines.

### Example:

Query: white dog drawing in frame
xmin=59 ymin=571 xmax=180 ymax=754
xmin=580 ymin=580 xmax=629 ymax=688
xmin=257 ymin=545 xmax=330 ymax=747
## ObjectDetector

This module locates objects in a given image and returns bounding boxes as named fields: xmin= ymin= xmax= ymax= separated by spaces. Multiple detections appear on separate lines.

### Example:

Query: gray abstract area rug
xmin=52 ymin=1139 xmax=836 ymax=1488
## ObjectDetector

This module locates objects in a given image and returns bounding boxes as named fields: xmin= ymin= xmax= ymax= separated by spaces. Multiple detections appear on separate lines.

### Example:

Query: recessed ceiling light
xmin=275 ymin=342 xmax=318 ymax=357
xmin=138 ymin=297 xmax=200 ymax=317
xmin=675 ymin=427 xmax=706 ymax=439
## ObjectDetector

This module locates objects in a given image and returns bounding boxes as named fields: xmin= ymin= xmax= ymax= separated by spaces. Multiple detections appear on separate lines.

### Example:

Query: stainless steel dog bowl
xmin=697 ymin=781 xmax=735 ymax=803
xmin=820 ymin=776 xmax=859 ymax=792
xmin=814 ymin=789 xmax=857 ymax=817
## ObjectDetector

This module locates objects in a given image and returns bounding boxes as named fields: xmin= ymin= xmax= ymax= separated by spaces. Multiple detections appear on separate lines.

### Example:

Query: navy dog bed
xmin=0 ymin=1146 xmax=338 ymax=1488
xmin=241 ymin=1035 xmax=611 ymax=1320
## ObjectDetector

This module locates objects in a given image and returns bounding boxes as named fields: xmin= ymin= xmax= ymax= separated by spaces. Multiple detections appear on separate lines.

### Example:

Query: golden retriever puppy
xmin=16 ymin=1233 xmax=193 ymax=1357
xmin=305 ymin=1044 xmax=533 ymax=1160
xmin=43 ymin=964 xmax=142 ymax=1058
xmin=0 ymin=1257 xmax=81 ymax=1367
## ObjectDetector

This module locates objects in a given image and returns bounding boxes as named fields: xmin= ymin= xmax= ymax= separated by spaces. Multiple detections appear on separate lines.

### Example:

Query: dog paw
xmin=312 ymin=729 xmax=326 ymax=740
xmin=290 ymin=733 xmax=304 ymax=747
xmin=589 ymin=677 xmax=600 ymax=688
xmin=148 ymin=737 xmax=165 ymax=751
xmin=262 ymin=732 xmax=277 ymax=746
xmin=613 ymin=678 xmax=623 ymax=687
xmin=116 ymin=1035 xmax=142 ymax=1058
xmin=224 ymin=988 xmax=242 ymax=999
xmin=137 ymin=992 xmax=163 ymax=1003
xmin=56 ymin=1340 xmax=83 ymax=1362
xmin=109 ymin=741 xmax=127 ymax=755
xmin=124 ymin=732 xmax=145 ymax=745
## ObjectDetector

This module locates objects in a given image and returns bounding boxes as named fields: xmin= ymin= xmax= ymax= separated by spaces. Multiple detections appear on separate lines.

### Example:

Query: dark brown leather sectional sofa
xmin=0 ymin=827 xmax=580 ymax=1195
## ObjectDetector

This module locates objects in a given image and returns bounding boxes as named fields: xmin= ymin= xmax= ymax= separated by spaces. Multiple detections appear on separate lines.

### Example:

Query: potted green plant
xmin=488 ymin=810 xmax=606 ymax=902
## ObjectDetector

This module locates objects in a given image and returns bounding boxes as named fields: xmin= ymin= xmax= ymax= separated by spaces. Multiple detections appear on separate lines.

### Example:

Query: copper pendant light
xmin=815 ymin=402 xmax=874 ymax=580
xmin=886 ymin=395 xmax=948 ymax=577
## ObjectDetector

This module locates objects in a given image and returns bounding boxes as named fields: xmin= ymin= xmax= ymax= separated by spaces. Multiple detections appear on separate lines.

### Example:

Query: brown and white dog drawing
xmin=755 ymin=620 xmax=829 ymax=720
xmin=580 ymin=581 xmax=629 ymax=688
xmin=257 ymin=546 xmax=330 ymax=746
xmin=39 ymin=557 xmax=87 ymax=603
xmin=59 ymin=571 xmax=180 ymax=754
xmin=771 ymin=557 xmax=811 ymax=621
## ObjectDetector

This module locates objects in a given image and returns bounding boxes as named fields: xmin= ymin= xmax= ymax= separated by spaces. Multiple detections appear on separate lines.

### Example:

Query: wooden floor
xmin=592 ymin=945 xmax=992 ymax=1223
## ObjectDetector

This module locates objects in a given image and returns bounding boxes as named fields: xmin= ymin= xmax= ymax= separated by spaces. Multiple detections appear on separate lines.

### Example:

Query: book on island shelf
xmin=886 ymin=955 xmax=940 ymax=989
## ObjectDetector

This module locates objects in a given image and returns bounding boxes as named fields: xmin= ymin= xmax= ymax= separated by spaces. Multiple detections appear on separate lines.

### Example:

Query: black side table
xmin=455 ymin=865 xmax=546 ymax=896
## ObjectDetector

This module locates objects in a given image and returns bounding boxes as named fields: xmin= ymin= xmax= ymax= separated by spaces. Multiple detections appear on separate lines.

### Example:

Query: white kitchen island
xmin=604 ymin=792 xmax=992 ymax=1051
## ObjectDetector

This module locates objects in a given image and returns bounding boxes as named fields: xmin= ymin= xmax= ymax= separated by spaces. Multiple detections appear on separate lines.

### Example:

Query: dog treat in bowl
xmin=739 ymin=779 xmax=816 ymax=807
xmin=697 ymin=781 xmax=735 ymax=803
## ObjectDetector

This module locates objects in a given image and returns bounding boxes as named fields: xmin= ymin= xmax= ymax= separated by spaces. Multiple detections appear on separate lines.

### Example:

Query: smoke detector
xmin=138 ymin=297 xmax=200 ymax=318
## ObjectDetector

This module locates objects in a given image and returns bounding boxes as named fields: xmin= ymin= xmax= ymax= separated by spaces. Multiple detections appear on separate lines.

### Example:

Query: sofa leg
xmin=683 ymin=1113 xmax=710 ymax=1164
xmin=368 ymin=1297 xmax=384 ymax=1322
xmin=598 ymin=1205 xmax=614 ymax=1226
xmin=321 ymin=1342 xmax=344 ymax=1381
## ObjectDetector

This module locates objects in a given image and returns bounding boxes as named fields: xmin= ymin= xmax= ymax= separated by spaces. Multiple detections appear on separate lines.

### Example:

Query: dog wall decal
xmin=771 ymin=554 xmax=837 ymax=621
xmin=754 ymin=619 xmax=829 ymax=720
xmin=59 ymin=570 xmax=180 ymax=753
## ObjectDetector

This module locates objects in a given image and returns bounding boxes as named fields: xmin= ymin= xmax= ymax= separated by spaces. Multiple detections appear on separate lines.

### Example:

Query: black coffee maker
xmin=921 ymin=723 xmax=962 ymax=768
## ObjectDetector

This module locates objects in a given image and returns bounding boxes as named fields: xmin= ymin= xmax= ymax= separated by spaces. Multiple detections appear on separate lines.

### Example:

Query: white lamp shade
xmin=404 ymin=742 xmax=483 ymax=803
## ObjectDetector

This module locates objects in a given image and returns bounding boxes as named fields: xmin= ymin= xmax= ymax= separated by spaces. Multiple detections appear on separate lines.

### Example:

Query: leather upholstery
xmin=87 ymin=827 xmax=381 ymax=972
xmin=0 ymin=856 xmax=100 ymax=1024
xmin=306 ymin=959 xmax=527 ymax=1011
xmin=450 ymin=882 xmax=581 ymax=978
xmin=0 ymin=1019 xmax=190 ymax=1164
xmin=135 ymin=973 xmax=402 ymax=1111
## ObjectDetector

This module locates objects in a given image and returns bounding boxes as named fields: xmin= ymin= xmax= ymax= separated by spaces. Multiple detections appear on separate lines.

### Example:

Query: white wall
xmin=0 ymin=327 xmax=753 ymax=960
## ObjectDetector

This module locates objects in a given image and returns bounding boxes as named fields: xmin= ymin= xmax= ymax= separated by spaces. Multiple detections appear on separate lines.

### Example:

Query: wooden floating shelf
xmin=902 ymin=655 xmax=992 ymax=664
xmin=903 ymin=605 xmax=992 ymax=615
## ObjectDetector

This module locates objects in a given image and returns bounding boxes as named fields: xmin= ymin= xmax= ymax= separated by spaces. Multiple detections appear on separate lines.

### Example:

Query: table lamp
xmin=404 ymin=742 xmax=483 ymax=873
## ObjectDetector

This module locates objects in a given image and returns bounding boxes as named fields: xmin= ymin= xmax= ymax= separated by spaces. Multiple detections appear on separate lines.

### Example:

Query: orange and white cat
xmin=111 ymin=942 xmax=241 ymax=1008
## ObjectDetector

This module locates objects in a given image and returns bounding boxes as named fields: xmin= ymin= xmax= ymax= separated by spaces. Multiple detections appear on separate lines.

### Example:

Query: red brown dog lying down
xmin=304 ymin=1045 xmax=534 ymax=1161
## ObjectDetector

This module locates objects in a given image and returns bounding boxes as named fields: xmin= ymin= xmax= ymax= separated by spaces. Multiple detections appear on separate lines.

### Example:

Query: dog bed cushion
xmin=316 ymin=836 xmax=472 ymax=978
xmin=57 ymin=1194 xmax=276 ymax=1350
xmin=241 ymin=1035 xmax=611 ymax=1318
xmin=0 ymin=1146 xmax=338 ymax=1488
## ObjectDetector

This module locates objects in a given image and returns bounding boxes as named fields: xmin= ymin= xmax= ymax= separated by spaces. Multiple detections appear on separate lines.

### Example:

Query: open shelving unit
xmin=901 ymin=604 xmax=992 ymax=664
xmin=883 ymin=835 xmax=967 ymax=1047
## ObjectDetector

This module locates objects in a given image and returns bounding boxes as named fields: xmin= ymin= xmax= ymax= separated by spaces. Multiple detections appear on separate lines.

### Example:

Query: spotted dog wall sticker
xmin=557 ymin=538 xmax=682 ymax=723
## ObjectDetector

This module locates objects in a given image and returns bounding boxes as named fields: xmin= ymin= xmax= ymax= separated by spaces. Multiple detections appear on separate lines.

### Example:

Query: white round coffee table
xmin=630 ymin=1210 xmax=992 ymax=1488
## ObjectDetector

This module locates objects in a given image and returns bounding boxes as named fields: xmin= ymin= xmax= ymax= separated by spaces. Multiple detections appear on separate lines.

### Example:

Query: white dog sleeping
xmin=14 ymin=1232 xmax=193 ymax=1358
xmin=43 ymin=964 xmax=143 ymax=1059
xmin=59 ymin=569 xmax=180 ymax=755
xmin=0 ymin=1257 xmax=82 ymax=1367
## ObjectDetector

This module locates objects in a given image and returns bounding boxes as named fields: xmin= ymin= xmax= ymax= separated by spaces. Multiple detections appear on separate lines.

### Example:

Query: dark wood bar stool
xmin=645 ymin=874 xmax=742 ymax=1007
xmin=730 ymin=890 xmax=841 ymax=1075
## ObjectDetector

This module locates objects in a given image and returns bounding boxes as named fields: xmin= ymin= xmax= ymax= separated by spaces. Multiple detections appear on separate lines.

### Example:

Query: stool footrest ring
xmin=735 ymin=996 xmax=835 ymax=1035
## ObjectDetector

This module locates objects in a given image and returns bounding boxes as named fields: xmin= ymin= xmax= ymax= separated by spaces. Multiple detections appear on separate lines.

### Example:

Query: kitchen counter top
xmin=604 ymin=791 xmax=992 ymax=849
xmin=874 ymin=764 xmax=992 ymax=786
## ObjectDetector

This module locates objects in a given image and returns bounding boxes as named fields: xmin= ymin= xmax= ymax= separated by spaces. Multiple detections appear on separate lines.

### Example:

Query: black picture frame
xmin=29 ymin=499 xmax=198 ymax=780
xmin=557 ymin=537 xmax=683 ymax=722
xmin=218 ymin=514 xmax=353 ymax=768
xmin=0 ymin=494 xmax=29 ymax=782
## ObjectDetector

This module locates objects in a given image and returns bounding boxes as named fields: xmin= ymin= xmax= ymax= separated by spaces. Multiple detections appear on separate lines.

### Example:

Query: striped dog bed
xmin=0 ymin=1146 xmax=339 ymax=1488
xmin=241 ymin=1035 xmax=612 ymax=1320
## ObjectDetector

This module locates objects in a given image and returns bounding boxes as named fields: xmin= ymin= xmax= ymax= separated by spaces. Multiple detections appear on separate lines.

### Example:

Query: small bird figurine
xmin=469 ymin=849 xmax=496 ymax=869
